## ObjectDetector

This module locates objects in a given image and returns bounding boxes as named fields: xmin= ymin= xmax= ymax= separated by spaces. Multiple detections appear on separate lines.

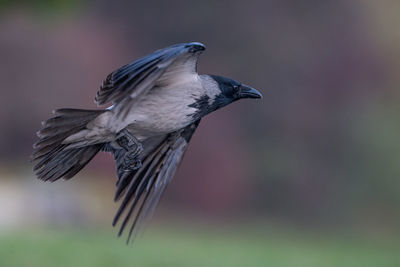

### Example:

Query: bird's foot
xmin=116 ymin=129 xmax=143 ymax=171
xmin=122 ymin=157 xmax=142 ymax=172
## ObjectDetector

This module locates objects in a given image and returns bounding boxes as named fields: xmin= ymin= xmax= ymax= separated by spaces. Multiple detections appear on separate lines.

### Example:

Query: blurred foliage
xmin=358 ymin=103 xmax=400 ymax=203
xmin=1 ymin=227 xmax=399 ymax=267
xmin=0 ymin=0 xmax=80 ymax=13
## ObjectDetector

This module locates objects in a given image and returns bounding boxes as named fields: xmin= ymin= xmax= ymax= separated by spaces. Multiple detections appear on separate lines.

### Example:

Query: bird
xmin=31 ymin=42 xmax=262 ymax=242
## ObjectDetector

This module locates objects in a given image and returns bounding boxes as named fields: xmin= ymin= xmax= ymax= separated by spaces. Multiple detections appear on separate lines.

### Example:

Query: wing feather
xmin=107 ymin=119 xmax=201 ymax=242
xmin=95 ymin=42 xmax=205 ymax=106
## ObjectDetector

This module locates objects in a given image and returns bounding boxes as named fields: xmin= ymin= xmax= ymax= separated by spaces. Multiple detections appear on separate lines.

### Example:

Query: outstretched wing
xmin=107 ymin=120 xmax=201 ymax=242
xmin=95 ymin=42 xmax=205 ymax=106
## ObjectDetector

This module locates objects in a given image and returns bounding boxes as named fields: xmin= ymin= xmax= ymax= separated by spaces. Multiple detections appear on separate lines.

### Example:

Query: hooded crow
xmin=32 ymin=42 xmax=262 ymax=242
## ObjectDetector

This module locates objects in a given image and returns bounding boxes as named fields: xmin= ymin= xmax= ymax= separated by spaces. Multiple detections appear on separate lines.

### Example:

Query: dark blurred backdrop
xmin=0 ymin=1 xmax=399 ymax=266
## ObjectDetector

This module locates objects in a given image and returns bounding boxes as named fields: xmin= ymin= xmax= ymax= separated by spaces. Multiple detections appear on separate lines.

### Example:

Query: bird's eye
xmin=233 ymin=85 xmax=239 ymax=92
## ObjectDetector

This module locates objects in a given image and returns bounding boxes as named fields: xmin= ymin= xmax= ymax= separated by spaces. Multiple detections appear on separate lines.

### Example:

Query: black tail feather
xmin=32 ymin=108 xmax=105 ymax=181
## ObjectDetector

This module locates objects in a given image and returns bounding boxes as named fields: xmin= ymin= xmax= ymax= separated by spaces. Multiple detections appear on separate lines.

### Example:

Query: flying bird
xmin=32 ymin=42 xmax=262 ymax=242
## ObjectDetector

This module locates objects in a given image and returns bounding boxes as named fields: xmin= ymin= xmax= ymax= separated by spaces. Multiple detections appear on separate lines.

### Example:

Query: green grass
xmin=0 ymin=227 xmax=399 ymax=267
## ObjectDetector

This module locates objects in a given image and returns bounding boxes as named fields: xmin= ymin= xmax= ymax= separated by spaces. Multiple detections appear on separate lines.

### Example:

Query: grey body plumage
xmin=32 ymin=42 xmax=262 ymax=242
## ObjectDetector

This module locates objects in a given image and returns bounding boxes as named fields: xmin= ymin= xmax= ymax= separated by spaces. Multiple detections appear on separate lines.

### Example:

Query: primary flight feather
xmin=32 ymin=42 xmax=262 ymax=242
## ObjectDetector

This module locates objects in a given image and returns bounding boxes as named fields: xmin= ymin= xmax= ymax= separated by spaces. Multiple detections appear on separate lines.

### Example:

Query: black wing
xmin=95 ymin=42 xmax=205 ymax=106
xmin=108 ymin=120 xmax=201 ymax=242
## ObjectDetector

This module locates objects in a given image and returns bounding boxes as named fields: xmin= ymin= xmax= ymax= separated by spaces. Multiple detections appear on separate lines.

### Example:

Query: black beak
xmin=239 ymin=84 xmax=262 ymax=99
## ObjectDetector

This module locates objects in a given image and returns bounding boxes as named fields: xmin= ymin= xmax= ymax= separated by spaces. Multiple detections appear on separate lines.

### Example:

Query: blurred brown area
xmin=0 ymin=0 xmax=399 ymax=233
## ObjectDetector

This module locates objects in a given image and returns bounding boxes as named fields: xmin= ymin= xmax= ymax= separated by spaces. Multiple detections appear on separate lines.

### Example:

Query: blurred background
xmin=1 ymin=0 xmax=400 ymax=266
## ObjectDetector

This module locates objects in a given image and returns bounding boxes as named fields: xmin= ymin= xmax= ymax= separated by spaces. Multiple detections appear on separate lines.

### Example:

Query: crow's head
xmin=209 ymin=75 xmax=262 ymax=109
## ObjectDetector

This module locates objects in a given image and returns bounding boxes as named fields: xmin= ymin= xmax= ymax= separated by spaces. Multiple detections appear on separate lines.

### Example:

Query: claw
xmin=116 ymin=129 xmax=144 ymax=171
xmin=123 ymin=160 xmax=142 ymax=172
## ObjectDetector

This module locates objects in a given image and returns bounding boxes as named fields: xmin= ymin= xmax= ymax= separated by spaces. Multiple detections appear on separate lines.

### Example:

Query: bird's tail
xmin=31 ymin=108 xmax=106 ymax=182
